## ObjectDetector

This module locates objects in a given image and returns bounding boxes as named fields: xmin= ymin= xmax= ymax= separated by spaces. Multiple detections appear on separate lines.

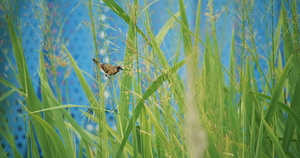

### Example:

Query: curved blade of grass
xmin=140 ymin=107 xmax=152 ymax=157
xmin=249 ymin=95 xmax=256 ymax=158
xmin=290 ymin=0 xmax=300 ymax=56
xmin=228 ymin=29 xmax=239 ymax=156
xmin=262 ymin=119 xmax=286 ymax=158
xmin=155 ymin=11 xmax=180 ymax=45
xmin=255 ymin=112 xmax=264 ymax=158
xmin=207 ymin=132 xmax=220 ymax=158
xmin=282 ymin=73 xmax=300 ymax=153
xmin=144 ymin=20 xmax=186 ymax=111
xmin=282 ymin=1 xmax=300 ymax=153
xmin=245 ymin=5 xmax=272 ymax=93
xmin=244 ymin=55 xmax=253 ymax=149
xmin=272 ymin=7 xmax=283 ymax=61
xmin=119 ymin=20 xmax=135 ymax=135
xmin=0 ymin=115 xmax=22 ymax=158
xmin=39 ymin=49 xmax=55 ymax=128
xmin=265 ymin=54 xmax=294 ymax=123
xmin=2 ymin=4 xmax=52 ymax=156
xmin=64 ymin=44 xmax=107 ymax=155
xmin=38 ymin=49 xmax=58 ymax=157
xmin=0 ymin=130 xmax=21 ymax=158
xmin=101 ymin=0 xmax=147 ymax=40
xmin=174 ymin=32 xmax=182 ymax=65
xmin=144 ymin=22 xmax=169 ymax=69
xmin=178 ymin=0 xmax=193 ymax=56
xmin=0 ymin=89 xmax=15 ymax=102
xmin=0 ymin=143 xmax=7 ymax=158
xmin=1 ymin=48 xmax=20 ymax=84
xmin=116 ymin=57 xmax=187 ymax=157
xmin=178 ymin=0 xmax=197 ymax=85
xmin=36 ymin=65 xmax=99 ymax=149
xmin=83 ymin=139 xmax=93 ymax=158
xmin=252 ymin=92 xmax=300 ymax=132
xmin=193 ymin=0 xmax=202 ymax=53
xmin=0 ymin=78 xmax=25 ymax=96
xmin=144 ymin=104 xmax=169 ymax=149
xmin=282 ymin=2 xmax=297 ymax=89
xmin=39 ymin=76 xmax=76 ymax=157
xmin=19 ymin=104 xmax=97 ymax=116
xmin=39 ymin=52 xmax=76 ymax=157
xmin=166 ymin=9 xmax=206 ymax=48
xmin=79 ymin=111 xmax=139 ymax=157
xmin=60 ymin=109 xmax=99 ymax=149
xmin=25 ymin=112 xmax=69 ymax=158
xmin=63 ymin=44 xmax=98 ymax=108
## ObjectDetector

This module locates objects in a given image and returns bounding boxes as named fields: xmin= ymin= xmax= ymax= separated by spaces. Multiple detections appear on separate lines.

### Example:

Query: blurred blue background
xmin=0 ymin=0 xmax=293 ymax=157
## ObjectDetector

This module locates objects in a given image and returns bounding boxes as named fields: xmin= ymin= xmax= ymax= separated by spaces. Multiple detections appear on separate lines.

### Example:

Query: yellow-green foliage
xmin=1 ymin=0 xmax=300 ymax=157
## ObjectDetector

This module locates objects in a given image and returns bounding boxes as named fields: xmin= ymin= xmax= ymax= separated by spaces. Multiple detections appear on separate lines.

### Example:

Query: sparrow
xmin=92 ymin=58 xmax=123 ymax=77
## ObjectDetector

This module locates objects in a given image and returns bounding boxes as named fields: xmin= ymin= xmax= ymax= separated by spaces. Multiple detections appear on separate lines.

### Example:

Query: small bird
xmin=92 ymin=58 xmax=123 ymax=77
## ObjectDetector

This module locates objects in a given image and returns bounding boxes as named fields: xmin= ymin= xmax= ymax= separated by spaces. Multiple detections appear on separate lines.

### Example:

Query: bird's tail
xmin=92 ymin=58 xmax=100 ymax=64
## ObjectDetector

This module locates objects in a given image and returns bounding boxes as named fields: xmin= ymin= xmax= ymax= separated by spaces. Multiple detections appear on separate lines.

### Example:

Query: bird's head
xmin=117 ymin=66 xmax=123 ymax=71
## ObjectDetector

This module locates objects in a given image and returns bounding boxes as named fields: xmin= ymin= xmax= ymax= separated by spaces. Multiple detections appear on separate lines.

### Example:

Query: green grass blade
xmin=245 ymin=4 xmax=271 ymax=93
xmin=243 ymin=55 xmax=253 ymax=152
xmin=262 ymin=119 xmax=286 ymax=158
xmin=252 ymin=92 xmax=300 ymax=132
xmin=27 ymin=119 xmax=39 ymax=158
xmin=2 ymin=4 xmax=53 ymax=157
xmin=0 ymin=115 xmax=22 ymax=158
xmin=290 ymin=0 xmax=300 ymax=55
xmin=101 ymin=0 xmax=147 ymax=41
xmin=19 ymin=105 xmax=95 ymax=116
xmin=38 ymin=75 xmax=99 ymax=149
xmin=79 ymin=110 xmax=139 ymax=157
xmin=0 ymin=78 xmax=25 ymax=96
xmin=118 ymin=13 xmax=135 ymax=134
xmin=193 ymin=0 xmax=202 ymax=53
xmin=178 ymin=0 xmax=196 ymax=80
xmin=249 ymin=94 xmax=256 ymax=158
xmin=166 ymin=9 xmax=207 ymax=48
xmin=25 ymin=112 xmax=69 ymax=158
xmin=265 ymin=54 xmax=294 ymax=123
xmin=255 ymin=112 xmax=264 ymax=158
xmin=272 ymin=7 xmax=283 ymax=61
xmin=0 ymin=89 xmax=15 ymax=102
xmin=155 ymin=11 xmax=180 ymax=45
xmin=282 ymin=73 xmax=300 ymax=152
xmin=178 ymin=0 xmax=193 ymax=56
xmin=228 ymin=29 xmax=239 ymax=156
xmin=140 ymin=108 xmax=152 ymax=158
xmin=39 ymin=50 xmax=54 ymax=127
xmin=0 ymin=142 xmax=7 ymax=158
xmin=144 ymin=105 xmax=169 ymax=149
xmin=144 ymin=19 xmax=186 ymax=113
xmin=83 ymin=139 xmax=93 ymax=158
xmin=35 ymin=59 xmax=100 ymax=151
xmin=116 ymin=57 xmax=187 ymax=157
xmin=144 ymin=22 xmax=169 ymax=69
xmin=63 ymin=45 xmax=98 ymax=108
xmin=281 ymin=0 xmax=299 ymax=97
xmin=207 ymin=133 xmax=220 ymax=158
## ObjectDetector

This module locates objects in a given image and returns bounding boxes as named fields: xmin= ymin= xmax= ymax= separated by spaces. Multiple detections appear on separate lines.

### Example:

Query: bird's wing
xmin=100 ymin=63 xmax=112 ymax=73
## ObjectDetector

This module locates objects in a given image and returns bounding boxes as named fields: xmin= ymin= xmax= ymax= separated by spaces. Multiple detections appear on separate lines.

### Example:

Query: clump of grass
xmin=1 ymin=0 xmax=300 ymax=157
